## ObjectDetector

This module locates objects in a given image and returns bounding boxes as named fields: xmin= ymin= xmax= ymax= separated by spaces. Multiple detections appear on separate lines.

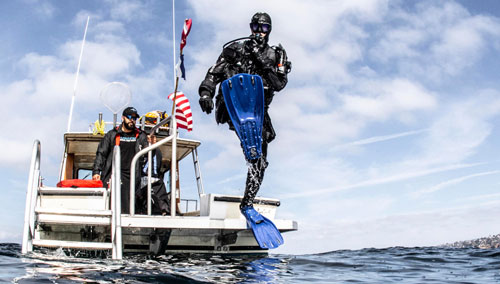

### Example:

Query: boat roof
xmin=64 ymin=132 xmax=201 ymax=170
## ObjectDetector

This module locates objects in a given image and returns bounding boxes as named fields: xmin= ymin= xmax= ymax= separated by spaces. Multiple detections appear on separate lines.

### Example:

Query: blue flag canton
xmin=179 ymin=54 xmax=186 ymax=80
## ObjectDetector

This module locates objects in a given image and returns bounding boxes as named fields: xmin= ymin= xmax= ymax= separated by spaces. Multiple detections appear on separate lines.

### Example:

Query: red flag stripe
xmin=180 ymin=18 xmax=192 ymax=53
xmin=168 ymin=91 xmax=193 ymax=131
xmin=176 ymin=108 xmax=192 ymax=115
xmin=177 ymin=112 xmax=192 ymax=119
xmin=178 ymin=107 xmax=192 ymax=114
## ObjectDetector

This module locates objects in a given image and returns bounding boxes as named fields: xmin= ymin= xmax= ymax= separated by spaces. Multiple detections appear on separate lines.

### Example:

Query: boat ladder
xmin=21 ymin=141 xmax=122 ymax=258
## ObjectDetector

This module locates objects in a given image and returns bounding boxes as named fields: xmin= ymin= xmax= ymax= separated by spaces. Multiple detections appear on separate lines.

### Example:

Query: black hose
xmin=222 ymin=36 xmax=252 ymax=49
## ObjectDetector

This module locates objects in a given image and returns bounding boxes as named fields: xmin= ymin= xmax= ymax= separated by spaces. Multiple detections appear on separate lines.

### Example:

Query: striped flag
xmin=178 ymin=18 xmax=192 ymax=80
xmin=180 ymin=18 xmax=192 ymax=53
xmin=168 ymin=91 xmax=193 ymax=131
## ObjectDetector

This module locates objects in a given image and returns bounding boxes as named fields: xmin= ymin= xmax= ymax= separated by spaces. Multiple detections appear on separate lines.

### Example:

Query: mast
xmin=170 ymin=0 xmax=178 ymax=216
xmin=172 ymin=0 xmax=177 ymax=85
xmin=59 ymin=16 xmax=90 ymax=181
xmin=66 ymin=16 xmax=90 ymax=133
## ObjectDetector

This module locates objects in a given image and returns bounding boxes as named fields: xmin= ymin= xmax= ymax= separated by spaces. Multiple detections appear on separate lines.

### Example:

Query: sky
xmin=1 ymin=0 xmax=500 ymax=255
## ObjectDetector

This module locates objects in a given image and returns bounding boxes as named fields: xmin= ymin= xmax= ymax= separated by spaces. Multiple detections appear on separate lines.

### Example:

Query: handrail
xmin=111 ymin=145 xmax=122 ymax=259
xmin=22 ymin=140 xmax=41 ymax=254
xmin=129 ymin=135 xmax=175 ymax=215
xmin=144 ymin=116 xmax=172 ymax=215
xmin=170 ymin=119 xmax=177 ymax=217
xmin=149 ymin=116 xmax=171 ymax=134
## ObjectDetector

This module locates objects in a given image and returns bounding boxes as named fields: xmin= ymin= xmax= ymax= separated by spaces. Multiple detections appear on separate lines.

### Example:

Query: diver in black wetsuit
xmin=198 ymin=12 xmax=291 ymax=210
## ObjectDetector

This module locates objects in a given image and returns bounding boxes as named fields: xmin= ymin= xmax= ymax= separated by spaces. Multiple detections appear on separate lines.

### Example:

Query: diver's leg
xmin=240 ymin=147 xmax=269 ymax=210
xmin=239 ymin=118 xmax=271 ymax=210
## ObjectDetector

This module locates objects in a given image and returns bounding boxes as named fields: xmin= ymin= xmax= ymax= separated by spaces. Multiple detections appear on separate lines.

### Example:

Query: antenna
xmin=59 ymin=16 xmax=90 ymax=182
xmin=66 ymin=16 xmax=90 ymax=133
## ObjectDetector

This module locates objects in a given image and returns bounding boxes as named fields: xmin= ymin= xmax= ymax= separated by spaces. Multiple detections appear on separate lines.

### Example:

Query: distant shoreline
xmin=443 ymin=233 xmax=500 ymax=249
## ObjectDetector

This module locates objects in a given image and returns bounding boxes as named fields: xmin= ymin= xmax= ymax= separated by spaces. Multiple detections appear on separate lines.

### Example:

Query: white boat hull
xmin=32 ymin=188 xmax=297 ymax=254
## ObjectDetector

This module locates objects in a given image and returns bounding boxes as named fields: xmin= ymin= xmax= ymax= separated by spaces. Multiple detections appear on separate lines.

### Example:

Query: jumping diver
xmin=198 ymin=12 xmax=291 ymax=248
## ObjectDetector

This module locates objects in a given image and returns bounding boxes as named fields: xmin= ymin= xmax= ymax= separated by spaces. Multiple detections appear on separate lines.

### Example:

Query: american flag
xmin=177 ymin=19 xmax=192 ymax=80
xmin=180 ymin=18 xmax=192 ymax=53
xmin=168 ymin=91 xmax=193 ymax=131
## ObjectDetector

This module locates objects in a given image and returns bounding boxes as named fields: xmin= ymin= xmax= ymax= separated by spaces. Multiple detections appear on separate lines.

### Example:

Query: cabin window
xmin=77 ymin=169 xmax=93 ymax=180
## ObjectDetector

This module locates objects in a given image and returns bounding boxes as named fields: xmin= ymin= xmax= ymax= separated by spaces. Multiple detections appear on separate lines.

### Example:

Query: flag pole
xmin=172 ymin=0 xmax=177 ymax=88
xmin=170 ymin=0 xmax=178 ymax=217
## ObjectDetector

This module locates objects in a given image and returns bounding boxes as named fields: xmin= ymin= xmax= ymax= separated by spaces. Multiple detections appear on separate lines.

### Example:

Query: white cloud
xmin=107 ymin=0 xmax=153 ymax=22
xmin=370 ymin=1 xmax=500 ymax=80
xmin=413 ymin=170 xmax=500 ymax=197
xmin=372 ymin=28 xmax=426 ymax=61
xmin=188 ymin=0 xmax=388 ymax=86
xmin=332 ymin=128 xmax=428 ymax=150
xmin=341 ymin=78 xmax=437 ymax=121
xmin=126 ymin=63 xmax=169 ymax=106
xmin=412 ymin=90 xmax=500 ymax=167
xmin=73 ymin=11 xmax=99 ymax=28
xmin=281 ymin=162 xmax=482 ymax=199
xmin=269 ymin=77 xmax=436 ymax=160
xmin=78 ymin=41 xmax=140 ymax=78
xmin=0 ymin=14 xmax=151 ymax=174
xmin=278 ymin=201 xmax=500 ymax=254
xmin=22 ymin=0 xmax=56 ymax=18
xmin=18 ymin=53 xmax=63 ymax=77
xmin=432 ymin=15 xmax=500 ymax=75
xmin=93 ymin=20 xmax=127 ymax=36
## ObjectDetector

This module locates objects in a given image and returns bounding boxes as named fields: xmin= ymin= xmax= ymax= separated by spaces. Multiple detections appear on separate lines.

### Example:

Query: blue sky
xmin=2 ymin=0 xmax=500 ymax=255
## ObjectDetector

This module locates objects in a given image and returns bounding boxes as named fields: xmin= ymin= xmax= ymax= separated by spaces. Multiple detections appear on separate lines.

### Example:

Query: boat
xmin=21 ymin=112 xmax=298 ymax=259
xmin=20 ymin=10 xmax=297 ymax=259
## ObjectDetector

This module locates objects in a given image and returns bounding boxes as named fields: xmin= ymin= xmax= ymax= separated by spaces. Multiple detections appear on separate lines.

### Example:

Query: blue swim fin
xmin=241 ymin=206 xmax=284 ymax=249
xmin=221 ymin=74 xmax=265 ymax=161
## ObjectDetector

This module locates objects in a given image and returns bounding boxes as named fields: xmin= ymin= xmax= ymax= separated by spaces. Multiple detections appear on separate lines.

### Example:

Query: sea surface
xmin=1 ymin=243 xmax=499 ymax=283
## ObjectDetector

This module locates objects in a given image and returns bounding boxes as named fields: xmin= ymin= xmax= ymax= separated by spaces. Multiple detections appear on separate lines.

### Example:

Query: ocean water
xmin=1 ymin=243 xmax=499 ymax=283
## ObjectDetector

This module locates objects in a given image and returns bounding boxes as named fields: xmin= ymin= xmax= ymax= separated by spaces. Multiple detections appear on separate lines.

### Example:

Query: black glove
xmin=246 ymin=35 xmax=262 ymax=55
xmin=199 ymin=91 xmax=214 ymax=114
xmin=246 ymin=36 xmax=273 ymax=70
xmin=249 ymin=33 xmax=265 ymax=45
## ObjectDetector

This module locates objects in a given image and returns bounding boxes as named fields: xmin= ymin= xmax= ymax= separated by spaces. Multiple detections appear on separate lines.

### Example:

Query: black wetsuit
xmin=92 ymin=126 xmax=148 ymax=214
xmin=137 ymin=149 xmax=171 ymax=215
xmin=199 ymin=36 xmax=291 ymax=208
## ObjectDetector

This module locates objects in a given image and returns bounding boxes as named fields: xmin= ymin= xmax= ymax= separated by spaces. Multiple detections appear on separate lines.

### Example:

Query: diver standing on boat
xmin=92 ymin=107 xmax=150 ymax=214
xmin=198 ymin=13 xmax=291 ymax=211
xmin=137 ymin=135 xmax=170 ymax=216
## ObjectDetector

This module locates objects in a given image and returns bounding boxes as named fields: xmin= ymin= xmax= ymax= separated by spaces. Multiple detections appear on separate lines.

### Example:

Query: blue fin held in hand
xmin=221 ymin=74 xmax=264 ymax=161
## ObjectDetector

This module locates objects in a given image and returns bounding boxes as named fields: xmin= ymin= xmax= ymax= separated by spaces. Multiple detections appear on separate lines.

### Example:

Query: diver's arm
xmin=253 ymin=45 xmax=290 ymax=92
xmin=199 ymin=54 xmax=228 ymax=98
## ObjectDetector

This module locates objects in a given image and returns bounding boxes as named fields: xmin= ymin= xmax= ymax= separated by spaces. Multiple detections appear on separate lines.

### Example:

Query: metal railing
xmin=129 ymin=135 xmax=175 ymax=216
xmin=111 ymin=146 xmax=122 ymax=259
xmin=180 ymin=199 xmax=199 ymax=212
xmin=22 ymin=140 xmax=41 ymax=254
xmin=128 ymin=116 xmax=177 ymax=216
